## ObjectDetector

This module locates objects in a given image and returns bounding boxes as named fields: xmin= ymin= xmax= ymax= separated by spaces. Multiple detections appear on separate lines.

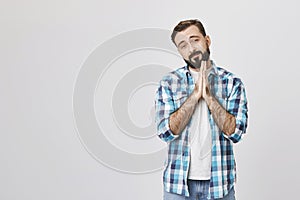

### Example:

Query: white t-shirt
xmin=188 ymin=69 xmax=212 ymax=180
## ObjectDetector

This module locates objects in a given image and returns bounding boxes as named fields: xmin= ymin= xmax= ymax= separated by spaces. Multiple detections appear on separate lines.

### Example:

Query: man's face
xmin=174 ymin=25 xmax=211 ymax=69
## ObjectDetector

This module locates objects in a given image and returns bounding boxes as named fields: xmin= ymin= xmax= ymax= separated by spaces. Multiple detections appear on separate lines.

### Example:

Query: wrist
xmin=192 ymin=88 xmax=201 ymax=102
xmin=205 ymin=95 xmax=214 ymax=109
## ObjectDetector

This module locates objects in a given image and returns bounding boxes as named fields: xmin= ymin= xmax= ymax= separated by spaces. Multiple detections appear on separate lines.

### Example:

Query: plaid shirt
xmin=155 ymin=61 xmax=248 ymax=199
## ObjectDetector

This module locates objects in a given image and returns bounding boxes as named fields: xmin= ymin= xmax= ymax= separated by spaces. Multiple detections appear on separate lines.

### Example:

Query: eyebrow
xmin=190 ymin=35 xmax=200 ymax=39
xmin=177 ymin=35 xmax=201 ymax=47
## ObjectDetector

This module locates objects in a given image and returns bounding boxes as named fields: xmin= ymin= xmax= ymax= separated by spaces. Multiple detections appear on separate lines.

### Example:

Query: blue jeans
xmin=163 ymin=180 xmax=235 ymax=200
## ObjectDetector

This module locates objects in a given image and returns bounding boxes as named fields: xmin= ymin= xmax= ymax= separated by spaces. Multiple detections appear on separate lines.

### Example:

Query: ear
xmin=205 ymin=35 xmax=211 ymax=47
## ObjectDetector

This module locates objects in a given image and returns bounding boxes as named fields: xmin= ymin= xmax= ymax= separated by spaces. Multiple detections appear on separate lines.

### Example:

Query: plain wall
xmin=1 ymin=0 xmax=299 ymax=199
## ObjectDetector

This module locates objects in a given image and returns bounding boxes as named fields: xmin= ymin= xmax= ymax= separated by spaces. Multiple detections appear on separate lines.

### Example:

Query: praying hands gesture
xmin=169 ymin=61 xmax=236 ymax=136
xmin=193 ymin=61 xmax=211 ymax=101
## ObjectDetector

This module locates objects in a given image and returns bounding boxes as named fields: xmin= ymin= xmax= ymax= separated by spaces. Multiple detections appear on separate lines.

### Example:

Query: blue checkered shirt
xmin=155 ymin=61 xmax=248 ymax=199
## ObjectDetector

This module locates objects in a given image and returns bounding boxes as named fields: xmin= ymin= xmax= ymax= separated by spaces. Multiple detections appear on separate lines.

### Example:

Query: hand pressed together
xmin=193 ymin=61 xmax=212 ymax=102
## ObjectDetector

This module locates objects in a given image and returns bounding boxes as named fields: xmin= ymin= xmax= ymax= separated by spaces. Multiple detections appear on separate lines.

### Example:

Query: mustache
xmin=185 ymin=49 xmax=210 ymax=69
xmin=189 ymin=50 xmax=203 ymax=60
xmin=189 ymin=50 xmax=210 ymax=62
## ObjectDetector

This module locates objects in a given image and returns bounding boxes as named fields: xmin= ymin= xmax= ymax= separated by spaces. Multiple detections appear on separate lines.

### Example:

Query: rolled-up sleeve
xmin=154 ymin=78 xmax=179 ymax=143
xmin=226 ymin=78 xmax=248 ymax=143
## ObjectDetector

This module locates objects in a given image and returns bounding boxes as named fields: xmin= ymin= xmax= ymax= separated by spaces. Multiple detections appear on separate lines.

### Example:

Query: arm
xmin=203 ymin=70 xmax=248 ymax=142
xmin=155 ymin=78 xmax=202 ymax=142
xmin=155 ymin=65 xmax=204 ymax=142
xmin=204 ymin=94 xmax=236 ymax=136
xmin=169 ymin=62 xmax=208 ymax=135
xmin=169 ymin=90 xmax=199 ymax=135
xmin=155 ymin=78 xmax=177 ymax=143
xmin=225 ymin=79 xmax=248 ymax=142
xmin=199 ymin=63 xmax=236 ymax=135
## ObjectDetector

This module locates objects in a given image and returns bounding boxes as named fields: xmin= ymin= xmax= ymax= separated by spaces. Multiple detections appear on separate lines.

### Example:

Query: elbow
xmin=228 ymin=121 xmax=247 ymax=143
xmin=169 ymin=119 xmax=180 ymax=136
xmin=223 ymin=114 xmax=236 ymax=136
xmin=158 ymin=129 xmax=179 ymax=143
xmin=157 ymin=117 xmax=179 ymax=143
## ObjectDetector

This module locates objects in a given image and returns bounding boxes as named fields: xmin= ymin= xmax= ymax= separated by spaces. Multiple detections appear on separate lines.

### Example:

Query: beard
xmin=184 ymin=47 xmax=210 ymax=69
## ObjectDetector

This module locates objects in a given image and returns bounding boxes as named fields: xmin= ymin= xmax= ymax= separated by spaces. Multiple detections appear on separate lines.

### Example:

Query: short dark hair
xmin=171 ymin=19 xmax=207 ymax=45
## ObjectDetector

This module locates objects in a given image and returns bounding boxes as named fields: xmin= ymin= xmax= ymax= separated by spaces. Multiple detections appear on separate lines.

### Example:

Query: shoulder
xmin=214 ymin=65 xmax=243 ymax=86
xmin=160 ymin=66 xmax=187 ymax=85
xmin=213 ymin=64 xmax=247 ymax=98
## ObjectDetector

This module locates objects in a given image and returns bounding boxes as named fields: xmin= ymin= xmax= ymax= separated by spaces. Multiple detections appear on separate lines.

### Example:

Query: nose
xmin=187 ymin=42 xmax=197 ymax=54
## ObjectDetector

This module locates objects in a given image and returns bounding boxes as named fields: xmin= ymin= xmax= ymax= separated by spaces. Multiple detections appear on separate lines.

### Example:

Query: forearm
xmin=169 ymin=91 xmax=199 ymax=135
xmin=206 ymin=96 xmax=236 ymax=136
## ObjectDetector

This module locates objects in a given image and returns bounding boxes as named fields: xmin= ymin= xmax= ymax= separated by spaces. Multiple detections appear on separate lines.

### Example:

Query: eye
xmin=179 ymin=43 xmax=187 ymax=49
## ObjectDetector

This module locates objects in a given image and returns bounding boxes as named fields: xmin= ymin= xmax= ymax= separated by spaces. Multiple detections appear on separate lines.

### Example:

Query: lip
xmin=191 ymin=54 xmax=200 ymax=60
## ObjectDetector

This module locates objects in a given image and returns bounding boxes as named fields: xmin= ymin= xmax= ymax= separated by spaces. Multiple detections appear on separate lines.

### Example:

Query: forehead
xmin=174 ymin=25 xmax=203 ymax=45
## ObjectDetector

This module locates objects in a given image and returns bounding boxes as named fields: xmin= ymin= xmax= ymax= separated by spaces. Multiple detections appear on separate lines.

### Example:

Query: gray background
xmin=1 ymin=0 xmax=300 ymax=199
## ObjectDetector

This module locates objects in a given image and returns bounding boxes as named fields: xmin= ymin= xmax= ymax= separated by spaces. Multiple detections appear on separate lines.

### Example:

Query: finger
xmin=201 ymin=64 xmax=206 ymax=77
xmin=200 ymin=61 xmax=205 ymax=73
xmin=202 ymin=67 xmax=208 ymax=87
xmin=203 ymin=60 xmax=208 ymax=71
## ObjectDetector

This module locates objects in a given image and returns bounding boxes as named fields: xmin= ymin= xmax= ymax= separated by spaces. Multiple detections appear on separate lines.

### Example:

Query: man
xmin=155 ymin=19 xmax=248 ymax=200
